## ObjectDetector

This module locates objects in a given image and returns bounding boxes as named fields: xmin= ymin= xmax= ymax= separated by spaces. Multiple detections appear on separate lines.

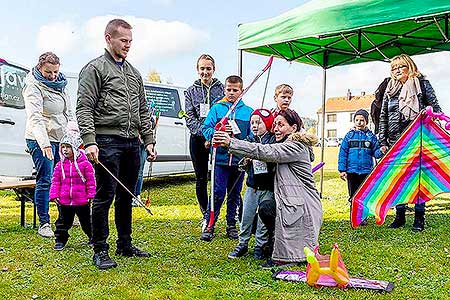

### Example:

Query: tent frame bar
xmin=261 ymin=13 xmax=450 ymax=68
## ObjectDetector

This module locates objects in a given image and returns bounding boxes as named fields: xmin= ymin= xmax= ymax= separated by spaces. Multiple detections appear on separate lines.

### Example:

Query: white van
xmin=0 ymin=58 xmax=193 ymax=179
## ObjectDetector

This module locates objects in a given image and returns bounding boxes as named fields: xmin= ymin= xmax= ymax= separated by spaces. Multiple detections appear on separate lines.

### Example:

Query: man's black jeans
xmin=92 ymin=135 xmax=141 ymax=253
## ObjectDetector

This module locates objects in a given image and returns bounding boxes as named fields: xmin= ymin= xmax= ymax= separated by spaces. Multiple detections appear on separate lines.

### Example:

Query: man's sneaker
xmin=54 ymin=242 xmax=65 ymax=251
xmin=116 ymin=245 xmax=150 ymax=257
xmin=228 ymin=244 xmax=248 ymax=259
xmin=200 ymin=227 xmax=214 ymax=242
xmin=226 ymin=226 xmax=239 ymax=240
xmin=38 ymin=223 xmax=54 ymax=238
xmin=93 ymin=251 xmax=117 ymax=270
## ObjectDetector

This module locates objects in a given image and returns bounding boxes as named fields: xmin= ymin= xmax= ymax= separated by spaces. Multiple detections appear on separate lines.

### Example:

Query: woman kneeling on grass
xmin=213 ymin=109 xmax=323 ymax=268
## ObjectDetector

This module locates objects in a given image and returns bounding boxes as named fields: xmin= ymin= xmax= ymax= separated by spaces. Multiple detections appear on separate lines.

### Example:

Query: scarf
xmin=32 ymin=67 xmax=67 ymax=93
xmin=385 ymin=77 xmax=421 ymax=121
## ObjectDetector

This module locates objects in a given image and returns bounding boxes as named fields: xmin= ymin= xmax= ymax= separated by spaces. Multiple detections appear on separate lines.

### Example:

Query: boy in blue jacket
xmin=338 ymin=109 xmax=384 ymax=224
xmin=200 ymin=75 xmax=253 ymax=241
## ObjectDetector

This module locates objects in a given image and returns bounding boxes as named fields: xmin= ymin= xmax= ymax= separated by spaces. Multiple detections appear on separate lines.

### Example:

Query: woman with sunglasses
xmin=379 ymin=53 xmax=442 ymax=232
xmin=184 ymin=54 xmax=224 ymax=229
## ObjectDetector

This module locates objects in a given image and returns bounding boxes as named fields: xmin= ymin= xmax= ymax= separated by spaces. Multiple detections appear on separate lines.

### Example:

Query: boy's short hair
xmin=225 ymin=75 xmax=243 ymax=89
xmin=274 ymin=84 xmax=293 ymax=97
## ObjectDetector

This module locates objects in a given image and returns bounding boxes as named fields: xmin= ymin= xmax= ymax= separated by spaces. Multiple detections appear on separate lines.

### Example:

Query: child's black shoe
xmin=93 ymin=251 xmax=117 ymax=270
xmin=228 ymin=244 xmax=248 ymax=259
xmin=253 ymin=246 xmax=265 ymax=260
xmin=54 ymin=242 xmax=65 ymax=251
xmin=226 ymin=226 xmax=239 ymax=240
xmin=200 ymin=227 xmax=214 ymax=242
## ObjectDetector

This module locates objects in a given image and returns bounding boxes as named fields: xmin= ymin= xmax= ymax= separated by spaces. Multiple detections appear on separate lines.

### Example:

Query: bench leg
xmin=21 ymin=195 xmax=25 ymax=227
xmin=33 ymin=201 xmax=37 ymax=228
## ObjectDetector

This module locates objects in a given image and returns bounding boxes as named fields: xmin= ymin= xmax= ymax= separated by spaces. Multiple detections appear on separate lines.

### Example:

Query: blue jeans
xmin=204 ymin=165 xmax=244 ymax=227
xmin=239 ymin=187 xmax=271 ymax=248
xmin=26 ymin=139 xmax=60 ymax=226
xmin=134 ymin=143 xmax=147 ymax=196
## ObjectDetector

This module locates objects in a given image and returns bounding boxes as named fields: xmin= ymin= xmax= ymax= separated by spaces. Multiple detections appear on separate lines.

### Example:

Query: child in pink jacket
xmin=50 ymin=129 xmax=96 ymax=250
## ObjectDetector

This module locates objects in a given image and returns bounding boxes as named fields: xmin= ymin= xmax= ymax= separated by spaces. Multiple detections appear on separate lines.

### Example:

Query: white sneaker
xmin=38 ymin=223 xmax=54 ymax=238
xmin=201 ymin=219 xmax=208 ymax=232
xmin=132 ymin=195 xmax=140 ymax=207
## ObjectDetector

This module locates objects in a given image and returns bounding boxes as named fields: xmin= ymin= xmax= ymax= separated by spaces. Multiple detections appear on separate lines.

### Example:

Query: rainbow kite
xmin=351 ymin=107 xmax=450 ymax=228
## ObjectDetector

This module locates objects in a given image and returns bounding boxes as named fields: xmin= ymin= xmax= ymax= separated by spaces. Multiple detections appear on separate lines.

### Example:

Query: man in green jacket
xmin=77 ymin=18 xmax=157 ymax=270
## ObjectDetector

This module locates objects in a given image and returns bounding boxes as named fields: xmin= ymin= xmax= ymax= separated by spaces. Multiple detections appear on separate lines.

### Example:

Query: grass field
xmin=1 ymin=147 xmax=449 ymax=300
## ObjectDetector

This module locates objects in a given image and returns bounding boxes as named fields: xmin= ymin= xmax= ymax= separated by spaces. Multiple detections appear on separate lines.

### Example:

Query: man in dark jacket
xmin=77 ymin=19 xmax=156 ymax=270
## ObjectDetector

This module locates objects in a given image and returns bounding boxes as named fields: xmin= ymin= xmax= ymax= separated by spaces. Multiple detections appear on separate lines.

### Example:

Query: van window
xmin=144 ymin=86 xmax=181 ymax=118
xmin=0 ymin=61 xmax=28 ymax=109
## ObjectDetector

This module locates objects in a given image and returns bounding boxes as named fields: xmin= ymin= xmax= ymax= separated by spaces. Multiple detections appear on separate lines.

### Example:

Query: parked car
xmin=316 ymin=138 xmax=328 ymax=147
xmin=0 ymin=58 xmax=193 ymax=179
xmin=327 ymin=137 xmax=340 ymax=147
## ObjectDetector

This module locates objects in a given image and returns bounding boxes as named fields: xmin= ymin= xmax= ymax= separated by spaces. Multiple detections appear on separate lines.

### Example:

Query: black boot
xmin=200 ymin=227 xmax=214 ymax=242
xmin=388 ymin=208 xmax=406 ymax=228
xmin=412 ymin=210 xmax=425 ymax=232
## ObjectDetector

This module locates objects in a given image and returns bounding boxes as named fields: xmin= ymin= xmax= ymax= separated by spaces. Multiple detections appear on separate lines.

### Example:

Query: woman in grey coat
xmin=213 ymin=109 xmax=322 ymax=267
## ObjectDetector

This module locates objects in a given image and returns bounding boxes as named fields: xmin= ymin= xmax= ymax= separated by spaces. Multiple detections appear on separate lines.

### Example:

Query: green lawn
xmin=1 ymin=149 xmax=449 ymax=299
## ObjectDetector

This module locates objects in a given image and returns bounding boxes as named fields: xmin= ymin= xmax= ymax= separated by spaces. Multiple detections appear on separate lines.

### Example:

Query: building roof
xmin=317 ymin=94 xmax=374 ymax=113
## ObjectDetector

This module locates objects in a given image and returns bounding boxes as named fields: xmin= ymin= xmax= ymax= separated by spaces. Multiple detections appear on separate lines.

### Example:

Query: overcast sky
xmin=2 ymin=0 xmax=449 ymax=118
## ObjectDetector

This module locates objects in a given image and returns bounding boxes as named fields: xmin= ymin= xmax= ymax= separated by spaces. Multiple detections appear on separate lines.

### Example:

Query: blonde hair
xmin=390 ymin=54 xmax=421 ymax=80
xmin=274 ymin=84 xmax=293 ymax=97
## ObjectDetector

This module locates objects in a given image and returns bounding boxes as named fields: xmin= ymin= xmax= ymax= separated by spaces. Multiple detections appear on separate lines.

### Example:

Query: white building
xmin=316 ymin=91 xmax=374 ymax=139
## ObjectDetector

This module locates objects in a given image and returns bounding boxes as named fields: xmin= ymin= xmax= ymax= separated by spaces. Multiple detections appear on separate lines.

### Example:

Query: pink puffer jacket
xmin=50 ymin=151 xmax=96 ymax=206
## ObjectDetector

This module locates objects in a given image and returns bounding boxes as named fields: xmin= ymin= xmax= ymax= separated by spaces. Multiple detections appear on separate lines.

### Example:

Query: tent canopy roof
xmin=238 ymin=0 xmax=450 ymax=68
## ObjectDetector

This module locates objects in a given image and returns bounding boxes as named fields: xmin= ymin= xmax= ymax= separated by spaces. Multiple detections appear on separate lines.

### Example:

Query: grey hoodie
xmin=184 ymin=78 xmax=224 ymax=137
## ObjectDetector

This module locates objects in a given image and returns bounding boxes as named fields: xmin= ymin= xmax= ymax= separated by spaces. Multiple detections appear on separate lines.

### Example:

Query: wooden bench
xmin=0 ymin=180 xmax=37 ymax=228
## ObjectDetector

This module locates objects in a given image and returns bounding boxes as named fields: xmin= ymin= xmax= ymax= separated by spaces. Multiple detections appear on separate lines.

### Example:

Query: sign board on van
xmin=0 ymin=62 xmax=27 ymax=109
xmin=144 ymin=86 xmax=181 ymax=118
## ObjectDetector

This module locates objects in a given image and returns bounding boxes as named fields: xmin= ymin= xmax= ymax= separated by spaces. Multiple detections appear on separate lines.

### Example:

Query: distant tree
xmin=307 ymin=127 xmax=316 ymax=135
xmin=147 ymin=70 xmax=162 ymax=83
xmin=302 ymin=116 xmax=317 ymax=132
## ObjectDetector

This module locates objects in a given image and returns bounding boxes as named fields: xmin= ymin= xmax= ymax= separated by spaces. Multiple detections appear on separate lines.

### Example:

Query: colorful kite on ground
xmin=351 ymin=107 xmax=450 ymax=228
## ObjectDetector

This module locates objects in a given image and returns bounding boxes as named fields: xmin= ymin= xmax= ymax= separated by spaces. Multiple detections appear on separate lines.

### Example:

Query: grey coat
xmin=229 ymin=133 xmax=322 ymax=262
xmin=184 ymin=78 xmax=224 ymax=137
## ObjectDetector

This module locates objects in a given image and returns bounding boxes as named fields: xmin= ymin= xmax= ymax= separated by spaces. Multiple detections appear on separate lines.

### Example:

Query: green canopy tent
xmin=237 ymin=0 xmax=450 ymax=195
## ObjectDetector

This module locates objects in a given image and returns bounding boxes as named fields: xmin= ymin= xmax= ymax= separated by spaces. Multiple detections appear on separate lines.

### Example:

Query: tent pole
xmin=238 ymin=49 xmax=243 ymax=77
xmin=319 ymin=67 xmax=327 ymax=198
